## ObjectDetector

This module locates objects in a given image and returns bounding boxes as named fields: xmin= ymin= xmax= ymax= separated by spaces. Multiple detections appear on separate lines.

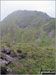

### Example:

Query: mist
xmin=1 ymin=1 xmax=55 ymax=21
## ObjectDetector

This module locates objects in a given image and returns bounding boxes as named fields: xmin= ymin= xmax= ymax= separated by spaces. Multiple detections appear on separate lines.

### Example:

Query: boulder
xmin=5 ymin=61 xmax=11 ymax=66
xmin=6 ymin=48 xmax=11 ymax=55
xmin=1 ymin=55 xmax=6 ymax=60
xmin=0 ymin=59 xmax=6 ymax=65
xmin=7 ymin=68 xmax=14 ymax=74
xmin=0 ymin=59 xmax=11 ymax=66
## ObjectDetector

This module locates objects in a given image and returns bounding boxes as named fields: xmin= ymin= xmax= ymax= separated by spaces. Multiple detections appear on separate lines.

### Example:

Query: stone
xmin=7 ymin=68 xmax=14 ymax=74
xmin=5 ymin=61 xmax=11 ymax=66
xmin=6 ymin=48 xmax=11 ymax=55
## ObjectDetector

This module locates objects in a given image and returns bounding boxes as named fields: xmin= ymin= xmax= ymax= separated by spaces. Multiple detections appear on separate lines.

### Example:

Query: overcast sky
xmin=1 ymin=1 xmax=55 ymax=21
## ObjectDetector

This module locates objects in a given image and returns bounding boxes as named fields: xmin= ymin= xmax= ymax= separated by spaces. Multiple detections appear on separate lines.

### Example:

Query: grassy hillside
xmin=0 ymin=10 xmax=55 ymax=74
xmin=0 ymin=42 xmax=55 ymax=74
xmin=0 ymin=10 xmax=55 ymax=46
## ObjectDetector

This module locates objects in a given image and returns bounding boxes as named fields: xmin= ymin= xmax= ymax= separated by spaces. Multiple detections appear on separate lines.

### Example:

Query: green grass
xmin=1 ymin=43 xmax=55 ymax=74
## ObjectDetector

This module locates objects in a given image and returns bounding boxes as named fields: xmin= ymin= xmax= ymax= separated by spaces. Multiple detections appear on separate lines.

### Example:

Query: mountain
xmin=0 ymin=10 xmax=55 ymax=74
xmin=0 ymin=10 xmax=55 ymax=46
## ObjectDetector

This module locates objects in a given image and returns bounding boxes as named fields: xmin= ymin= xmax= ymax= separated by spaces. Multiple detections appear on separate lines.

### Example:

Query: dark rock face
xmin=44 ymin=25 xmax=55 ymax=33
xmin=6 ymin=48 xmax=11 ymax=55
xmin=17 ymin=49 xmax=22 ymax=53
xmin=16 ymin=21 xmax=28 ymax=28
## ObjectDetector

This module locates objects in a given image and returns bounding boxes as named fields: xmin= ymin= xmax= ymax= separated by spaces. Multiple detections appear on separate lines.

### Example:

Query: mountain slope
xmin=0 ymin=10 xmax=55 ymax=46
xmin=0 ymin=10 xmax=55 ymax=74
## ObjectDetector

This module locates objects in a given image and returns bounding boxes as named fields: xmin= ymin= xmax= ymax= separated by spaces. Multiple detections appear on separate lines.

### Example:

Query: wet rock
xmin=1 ymin=55 xmax=6 ymax=60
xmin=7 ymin=68 xmax=14 ymax=74
xmin=5 ymin=61 xmax=11 ymax=66
xmin=1 ymin=52 xmax=16 ymax=62
xmin=0 ymin=59 xmax=11 ymax=66
xmin=0 ymin=59 xmax=6 ymax=65
xmin=6 ymin=48 xmax=11 ymax=55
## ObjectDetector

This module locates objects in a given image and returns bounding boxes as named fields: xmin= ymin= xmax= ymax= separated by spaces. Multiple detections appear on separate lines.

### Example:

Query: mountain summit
xmin=0 ymin=10 xmax=55 ymax=46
